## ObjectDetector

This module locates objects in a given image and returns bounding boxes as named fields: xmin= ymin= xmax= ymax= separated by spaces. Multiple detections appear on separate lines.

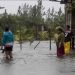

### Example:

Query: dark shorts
xmin=5 ymin=46 xmax=13 ymax=51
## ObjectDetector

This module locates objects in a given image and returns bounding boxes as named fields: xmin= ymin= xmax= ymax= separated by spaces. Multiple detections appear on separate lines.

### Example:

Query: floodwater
xmin=0 ymin=41 xmax=75 ymax=75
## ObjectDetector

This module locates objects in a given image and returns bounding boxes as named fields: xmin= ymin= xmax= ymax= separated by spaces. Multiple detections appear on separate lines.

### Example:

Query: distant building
xmin=65 ymin=0 xmax=71 ymax=28
xmin=65 ymin=0 xmax=75 ymax=33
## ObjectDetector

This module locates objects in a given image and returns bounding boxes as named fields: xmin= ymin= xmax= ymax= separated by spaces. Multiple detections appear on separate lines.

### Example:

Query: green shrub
xmin=39 ymin=31 xmax=48 ymax=40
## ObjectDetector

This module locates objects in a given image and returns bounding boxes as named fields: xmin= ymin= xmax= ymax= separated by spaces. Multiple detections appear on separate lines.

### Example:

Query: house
xmin=62 ymin=0 xmax=75 ymax=33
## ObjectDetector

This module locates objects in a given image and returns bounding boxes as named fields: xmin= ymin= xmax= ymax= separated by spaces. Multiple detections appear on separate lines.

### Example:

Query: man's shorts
xmin=5 ymin=46 xmax=13 ymax=51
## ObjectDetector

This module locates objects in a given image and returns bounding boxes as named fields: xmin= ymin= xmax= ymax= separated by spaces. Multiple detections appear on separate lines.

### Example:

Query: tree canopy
xmin=0 ymin=0 xmax=65 ymax=40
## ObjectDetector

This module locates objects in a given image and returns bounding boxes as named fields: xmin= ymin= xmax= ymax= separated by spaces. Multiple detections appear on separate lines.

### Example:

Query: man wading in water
xmin=2 ymin=27 xmax=14 ymax=60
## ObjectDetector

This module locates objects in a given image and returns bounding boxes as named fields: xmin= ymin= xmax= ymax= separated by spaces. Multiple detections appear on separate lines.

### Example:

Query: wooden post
xmin=48 ymin=28 xmax=51 ymax=50
xmin=19 ymin=23 xmax=22 ymax=50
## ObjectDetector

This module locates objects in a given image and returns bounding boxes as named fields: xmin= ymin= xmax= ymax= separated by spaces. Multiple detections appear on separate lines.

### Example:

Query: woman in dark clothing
xmin=65 ymin=25 xmax=74 ymax=50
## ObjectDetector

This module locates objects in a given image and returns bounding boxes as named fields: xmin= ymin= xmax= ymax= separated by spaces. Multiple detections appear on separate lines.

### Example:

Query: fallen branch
xmin=34 ymin=41 xmax=40 ymax=49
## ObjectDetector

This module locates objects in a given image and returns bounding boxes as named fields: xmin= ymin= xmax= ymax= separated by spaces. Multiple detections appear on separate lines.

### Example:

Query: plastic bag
xmin=64 ymin=42 xmax=70 ymax=54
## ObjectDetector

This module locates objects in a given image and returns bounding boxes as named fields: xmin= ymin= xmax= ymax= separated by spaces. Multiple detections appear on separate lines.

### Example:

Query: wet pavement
xmin=0 ymin=41 xmax=75 ymax=75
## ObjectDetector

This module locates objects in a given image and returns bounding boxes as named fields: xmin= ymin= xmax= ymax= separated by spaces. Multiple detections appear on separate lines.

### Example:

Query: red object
xmin=57 ymin=45 xmax=64 ymax=57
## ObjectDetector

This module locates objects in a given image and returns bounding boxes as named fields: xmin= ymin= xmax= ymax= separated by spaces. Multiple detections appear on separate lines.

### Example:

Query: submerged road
xmin=0 ymin=41 xmax=75 ymax=75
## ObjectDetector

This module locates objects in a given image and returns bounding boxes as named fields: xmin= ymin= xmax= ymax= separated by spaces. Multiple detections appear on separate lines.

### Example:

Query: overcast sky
xmin=0 ymin=0 xmax=65 ymax=14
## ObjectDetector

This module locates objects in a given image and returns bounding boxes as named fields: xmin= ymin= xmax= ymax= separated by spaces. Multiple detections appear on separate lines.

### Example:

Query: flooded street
xmin=0 ymin=41 xmax=75 ymax=75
